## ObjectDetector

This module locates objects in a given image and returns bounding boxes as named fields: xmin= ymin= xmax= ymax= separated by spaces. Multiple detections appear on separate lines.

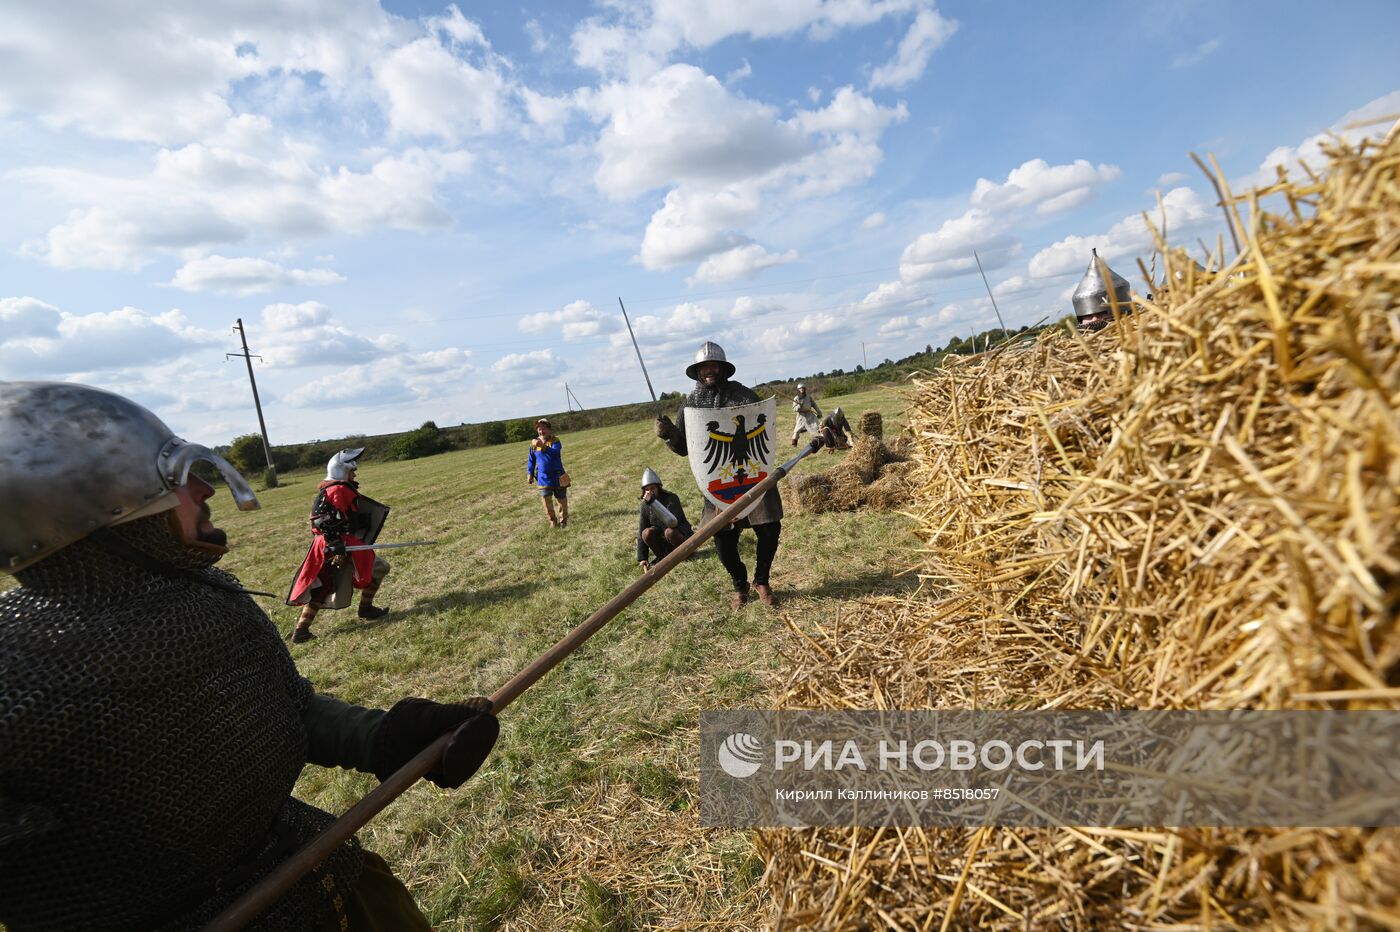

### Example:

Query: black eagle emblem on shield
xmin=702 ymin=412 xmax=771 ymax=475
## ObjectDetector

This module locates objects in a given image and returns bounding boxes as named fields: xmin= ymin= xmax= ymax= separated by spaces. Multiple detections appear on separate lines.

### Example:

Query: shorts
xmin=539 ymin=486 xmax=567 ymax=499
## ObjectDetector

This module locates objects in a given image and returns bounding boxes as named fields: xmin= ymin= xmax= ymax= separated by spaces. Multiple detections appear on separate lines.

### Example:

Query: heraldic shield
xmin=685 ymin=396 xmax=777 ymax=521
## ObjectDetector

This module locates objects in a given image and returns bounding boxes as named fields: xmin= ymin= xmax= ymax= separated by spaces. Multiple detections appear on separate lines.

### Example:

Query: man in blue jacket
xmin=526 ymin=417 xmax=569 ymax=528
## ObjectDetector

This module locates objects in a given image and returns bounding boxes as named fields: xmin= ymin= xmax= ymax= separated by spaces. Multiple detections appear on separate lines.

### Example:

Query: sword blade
xmin=342 ymin=540 xmax=438 ymax=552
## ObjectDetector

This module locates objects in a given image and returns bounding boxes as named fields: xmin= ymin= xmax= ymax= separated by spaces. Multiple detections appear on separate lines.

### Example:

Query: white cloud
xmin=594 ymin=74 xmax=902 ymax=275
xmin=571 ymin=0 xmax=929 ymax=78
xmin=167 ymin=255 xmax=345 ymax=295
xmin=281 ymin=344 xmax=476 ymax=410
xmin=970 ymin=158 xmax=1121 ymax=216
xmin=869 ymin=8 xmax=958 ymax=89
xmin=689 ymin=244 xmax=798 ymax=283
xmin=0 ymin=3 xmax=411 ymax=145
xmin=1241 ymin=89 xmax=1400 ymax=189
xmin=1158 ymin=171 xmax=1188 ymax=186
xmin=0 ymin=301 xmax=222 ymax=377
xmin=520 ymin=88 xmax=574 ymax=130
xmin=256 ymin=301 xmax=403 ymax=366
xmin=372 ymin=32 xmax=512 ymax=140
xmin=1027 ymin=186 xmax=1214 ymax=278
xmin=585 ymin=64 xmax=809 ymax=200
xmin=899 ymin=208 xmax=1020 ymax=282
xmin=878 ymin=315 xmax=913 ymax=335
xmin=524 ymin=18 xmax=549 ymax=53
xmin=797 ymin=312 xmax=844 ymax=335
xmin=1171 ymin=37 xmax=1222 ymax=70
xmin=792 ymin=86 xmax=908 ymax=140
xmin=20 ymin=129 xmax=472 ymax=269
xmin=519 ymin=300 xmax=620 ymax=340
xmin=489 ymin=348 xmax=566 ymax=383
xmin=0 ymin=296 xmax=63 ymax=340
xmin=861 ymin=211 xmax=887 ymax=230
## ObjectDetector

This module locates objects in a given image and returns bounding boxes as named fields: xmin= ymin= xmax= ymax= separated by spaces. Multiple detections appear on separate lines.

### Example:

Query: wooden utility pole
xmin=226 ymin=318 xmax=276 ymax=485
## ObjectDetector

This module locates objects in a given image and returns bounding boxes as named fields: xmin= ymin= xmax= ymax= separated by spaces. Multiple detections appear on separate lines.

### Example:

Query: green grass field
xmin=214 ymin=384 xmax=915 ymax=929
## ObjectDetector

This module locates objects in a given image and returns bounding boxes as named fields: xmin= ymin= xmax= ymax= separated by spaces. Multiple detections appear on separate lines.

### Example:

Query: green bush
xmin=824 ymin=377 xmax=858 ymax=397
xmin=504 ymin=419 xmax=534 ymax=443
xmin=480 ymin=421 xmax=508 ymax=445
xmin=226 ymin=433 xmax=266 ymax=477
xmin=388 ymin=421 xmax=452 ymax=461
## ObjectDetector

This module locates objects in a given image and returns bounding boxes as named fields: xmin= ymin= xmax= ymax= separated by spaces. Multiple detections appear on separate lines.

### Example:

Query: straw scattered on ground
xmin=760 ymin=123 xmax=1400 ymax=930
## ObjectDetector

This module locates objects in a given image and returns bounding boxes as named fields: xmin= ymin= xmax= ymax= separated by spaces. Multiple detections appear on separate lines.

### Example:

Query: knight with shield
xmin=286 ymin=447 xmax=393 ymax=642
xmin=654 ymin=342 xmax=783 ymax=608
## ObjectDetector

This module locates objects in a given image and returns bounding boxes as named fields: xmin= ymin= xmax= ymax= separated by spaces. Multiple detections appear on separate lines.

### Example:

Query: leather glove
xmin=654 ymin=415 xmax=677 ymax=441
xmin=326 ymin=537 xmax=347 ymax=558
xmin=371 ymin=697 xmax=499 ymax=788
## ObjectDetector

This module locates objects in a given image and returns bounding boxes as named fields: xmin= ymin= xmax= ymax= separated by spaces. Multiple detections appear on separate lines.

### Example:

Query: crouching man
xmin=637 ymin=467 xmax=694 ymax=572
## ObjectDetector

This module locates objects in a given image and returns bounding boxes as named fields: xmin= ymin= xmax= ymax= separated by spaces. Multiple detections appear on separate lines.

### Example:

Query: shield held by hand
xmin=684 ymin=396 xmax=777 ymax=521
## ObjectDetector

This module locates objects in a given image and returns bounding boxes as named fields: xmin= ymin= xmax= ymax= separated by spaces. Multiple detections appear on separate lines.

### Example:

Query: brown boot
xmin=358 ymin=598 xmax=390 ymax=621
xmin=730 ymin=589 xmax=748 ymax=609
xmin=753 ymin=584 xmax=776 ymax=607
xmin=291 ymin=605 xmax=318 ymax=643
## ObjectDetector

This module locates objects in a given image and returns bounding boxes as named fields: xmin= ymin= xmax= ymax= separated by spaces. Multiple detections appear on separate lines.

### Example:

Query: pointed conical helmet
xmin=1072 ymin=249 xmax=1133 ymax=320
xmin=685 ymin=341 xmax=736 ymax=381
xmin=641 ymin=467 xmax=662 ymax=489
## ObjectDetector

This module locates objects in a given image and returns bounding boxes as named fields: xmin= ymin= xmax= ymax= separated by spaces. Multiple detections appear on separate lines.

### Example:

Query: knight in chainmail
xmin=654 ymin=342 xmax=784 ymax=608
xmin=0 ymin=381 xmax=500 ymax=932
xmin=790 ymin=383 xmax=822 ymax=446
xmin=286 ymin=448 xmax=392 ymax=644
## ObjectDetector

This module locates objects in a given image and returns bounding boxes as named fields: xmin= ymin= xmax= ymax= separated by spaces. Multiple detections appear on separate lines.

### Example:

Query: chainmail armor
xmin=0 ymin=515 xmax=363 ymax=931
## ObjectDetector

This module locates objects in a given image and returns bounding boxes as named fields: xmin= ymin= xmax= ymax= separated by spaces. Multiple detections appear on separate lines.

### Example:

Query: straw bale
xmin=843 ymin=435 xmax=884 ymax=484
xmin=762 ymin=126 xmax=1400 ymax=928
xmin=864 ymin=469 xmax=911 ymax=511
xmin=858 ymin=410 xmax=883 ymax=440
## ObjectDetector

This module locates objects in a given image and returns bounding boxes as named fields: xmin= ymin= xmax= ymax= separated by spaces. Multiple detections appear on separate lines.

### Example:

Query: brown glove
xmin=371 ymin=697 xmax=499 ymax=788
xmin=654 ymin=415 xmax=677 ymax=441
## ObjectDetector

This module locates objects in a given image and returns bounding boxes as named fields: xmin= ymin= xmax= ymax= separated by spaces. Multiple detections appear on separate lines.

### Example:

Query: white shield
xmin=685 ymin=396 xmax=778 ymax=520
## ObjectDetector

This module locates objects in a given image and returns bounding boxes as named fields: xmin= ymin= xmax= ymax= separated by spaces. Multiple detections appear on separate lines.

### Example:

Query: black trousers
xmin=714 ymin=521 xmax=781 ymax=591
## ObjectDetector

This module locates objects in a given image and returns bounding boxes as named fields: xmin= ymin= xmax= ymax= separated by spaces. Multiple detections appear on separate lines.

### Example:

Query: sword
xmin=341 ymin=540 xmax=438 ymax=552
xmin=618 ymin=296 xmax=661 ymax=416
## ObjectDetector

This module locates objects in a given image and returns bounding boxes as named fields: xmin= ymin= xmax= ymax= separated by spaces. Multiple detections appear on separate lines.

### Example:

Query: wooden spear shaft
xmin=205 ymin=433 xmax=828 ymax=931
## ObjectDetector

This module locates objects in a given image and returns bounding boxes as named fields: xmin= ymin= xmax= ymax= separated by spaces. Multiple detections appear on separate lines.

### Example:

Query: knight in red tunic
xmin=286 ymin=448 xmax=391 ymax=643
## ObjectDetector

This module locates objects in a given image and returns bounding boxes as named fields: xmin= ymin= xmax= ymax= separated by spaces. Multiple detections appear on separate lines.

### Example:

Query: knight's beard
xmin=196 ymin=502 xmax=228 ymax=548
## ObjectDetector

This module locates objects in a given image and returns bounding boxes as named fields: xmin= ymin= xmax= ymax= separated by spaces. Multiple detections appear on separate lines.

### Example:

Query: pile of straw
xmin=787 ymin=413 xmax=914 ymax=513
xmin=761 ymin=124 xmax=1400 ymax=929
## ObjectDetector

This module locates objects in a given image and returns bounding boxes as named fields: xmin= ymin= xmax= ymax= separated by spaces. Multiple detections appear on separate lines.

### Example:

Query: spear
xmin=204 ymin=432 xmax=832 ymax=931
xmin=618 ymin=297 xmax=661 ymax=417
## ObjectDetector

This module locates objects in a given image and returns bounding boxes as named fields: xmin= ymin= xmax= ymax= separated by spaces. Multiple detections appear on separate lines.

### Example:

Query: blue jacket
xmin=526 ymin=438 xmax=565 ymax=487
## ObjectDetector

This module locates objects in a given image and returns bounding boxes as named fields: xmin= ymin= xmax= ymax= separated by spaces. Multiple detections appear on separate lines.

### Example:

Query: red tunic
xmin=286 ymin=482 xmax=377 ymax=606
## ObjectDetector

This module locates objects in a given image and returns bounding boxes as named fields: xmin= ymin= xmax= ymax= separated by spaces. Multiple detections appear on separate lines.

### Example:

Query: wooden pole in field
xmin=205 ymin=434 xmax=831 ymax=931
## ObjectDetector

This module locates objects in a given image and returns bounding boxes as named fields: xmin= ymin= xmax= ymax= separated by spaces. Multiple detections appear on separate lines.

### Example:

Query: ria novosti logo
xmin=717 ymin=732 xmax=764 ymax=778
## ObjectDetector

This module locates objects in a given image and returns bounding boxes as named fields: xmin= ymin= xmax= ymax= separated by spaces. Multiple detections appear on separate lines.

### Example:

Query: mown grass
xmin=214 ymin=384 xmax=917 ymax=929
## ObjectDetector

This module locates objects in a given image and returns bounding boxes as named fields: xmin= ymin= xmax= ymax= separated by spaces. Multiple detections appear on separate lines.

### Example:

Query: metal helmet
xmin=833 ymin=406 xmax=844 ymax=420
xmin=1072 ymin=248 xmax=1133 ymax=321
xmin=641 ymin=467 xmax=662 ymax=489
xmin=325 ymin=447 xmax=364 ymax=481
xmin=0 ymin=381 xmax=259 ymax=574
xmin=796 ymin=383 xmax=807 ymax=391
xmin=685 ymin=341 xmax=736 ymax=381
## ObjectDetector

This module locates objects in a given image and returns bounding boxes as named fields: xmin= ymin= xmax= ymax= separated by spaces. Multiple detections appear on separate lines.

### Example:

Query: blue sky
xmin=2 ymin=0 xmax=1397 ymax=445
